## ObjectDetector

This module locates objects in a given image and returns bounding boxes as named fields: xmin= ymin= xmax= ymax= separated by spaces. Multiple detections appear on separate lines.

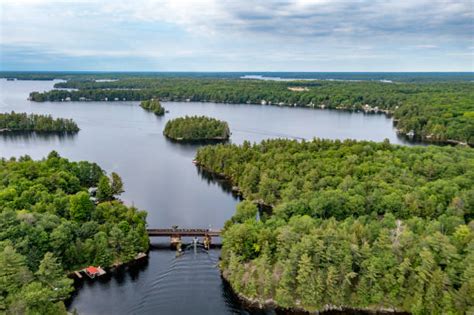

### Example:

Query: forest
xmin=0 ymin=112 xmax=79 ymax=133
xmin=0 ymin=152 xmax=149 ymax=314
xmin=140 ymin=99 xmax=165 ymax=116
xmin=195 ymin=139 xmax=474 ymax=314
xmin=27 ymin=78 xmax=474 ymax=146
xmin=163 ymin=116 xmax=230 ymax=141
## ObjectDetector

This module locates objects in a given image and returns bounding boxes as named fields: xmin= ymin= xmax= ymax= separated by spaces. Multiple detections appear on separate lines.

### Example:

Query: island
xmin=140 ymin=99 xmax=165 ymax=116
xmin=0 ymin=151 xmax=149 ymax=314
xmin=0 ymin=111 xmax=79 ymax=133
xmin=196 ymin=138 xmax=474 ymax=314
xmin=163 ymin=115 xmax=230 ymax=142
xmin=25 ymin=75 xmax=474 ymax=146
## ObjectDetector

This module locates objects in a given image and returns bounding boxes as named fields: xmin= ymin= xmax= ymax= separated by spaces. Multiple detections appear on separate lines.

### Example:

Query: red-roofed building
xmin=85 ymin=266 xmax=99 ymax=278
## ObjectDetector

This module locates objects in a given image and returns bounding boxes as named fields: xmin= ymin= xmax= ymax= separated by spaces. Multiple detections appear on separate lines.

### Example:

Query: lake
xmin=0 ymin=79 xmax=411 ymax=314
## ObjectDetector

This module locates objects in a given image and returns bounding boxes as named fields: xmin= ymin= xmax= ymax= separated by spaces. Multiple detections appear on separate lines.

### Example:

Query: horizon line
xmin=1 ymin=70 xmax=473 ymax=73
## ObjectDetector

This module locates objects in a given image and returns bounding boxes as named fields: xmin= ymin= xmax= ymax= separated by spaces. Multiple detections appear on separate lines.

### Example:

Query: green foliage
xmin=163 ymin=115 xmax=230 ymax=141
xmin=197 ymin=138 xmax=474 ymax=220
xmin=225 ymin=200 xmax=258 ymax=228
xmin=28 ymin=78 xmax=474 ymax=145
xmin=96 ymin=172 xmax=124 ymax=202
xmin=200 ymin=139 xmax=474 ymax=313
xmin=110 ymin=172 xmax=124 ymax=196
xmin=221 ymin=215 xmax=474 ymax=314
xmin=0 ymin=153 xmax=149 ymax=312
xmin=0 ymin=111 xmax=79 ymax=133
xmin=140 ymin=99 xmax=165 ymax=115
xmin=0 ymin=245 xmax=70 ymax=314
xmin=69 ymin=191 xmax=94 ymax=221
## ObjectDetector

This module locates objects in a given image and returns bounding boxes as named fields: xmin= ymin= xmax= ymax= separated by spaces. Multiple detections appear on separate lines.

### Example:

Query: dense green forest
xmin=140 ymin=99 xmax=165 ymax=116
xmin=0 ymin=152 xmax=149 ymax=313
xmin=163 ymin=116 xmax=230 ymax=141
xmin=28 ymin=78 xmax=474 ymax=145
xmin=196 ymin=139 xmax=474 ymax=314
xmin=0 ymin=112 xmax=79 ymax=133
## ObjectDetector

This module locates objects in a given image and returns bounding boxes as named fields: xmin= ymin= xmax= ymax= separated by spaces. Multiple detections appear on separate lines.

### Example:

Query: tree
xmin=96 ymin=176 xmax=113 ymax=202
xmin=69 ymin=191 xmax=94 ymax=221
xmin=231 ymin=200 xmax=257 ymax=224
xmin=296 ymin=253 xmax=323 ymax=310
xmin=0 ymin=245 xmax=33 ymax=299
xmin=36 ymin=252 xmax=73 ymax=301
xmin=111 ymin=172 xmax=124 ymax=196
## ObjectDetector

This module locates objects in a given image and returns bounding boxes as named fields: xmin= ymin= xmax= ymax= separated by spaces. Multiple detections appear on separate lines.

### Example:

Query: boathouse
xmin=85 ymin=266 xmax=100 ymax=278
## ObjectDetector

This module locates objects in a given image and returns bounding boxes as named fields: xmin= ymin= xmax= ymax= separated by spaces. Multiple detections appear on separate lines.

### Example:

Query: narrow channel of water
xmin=0 ymin=79 xmax=412 ymax=314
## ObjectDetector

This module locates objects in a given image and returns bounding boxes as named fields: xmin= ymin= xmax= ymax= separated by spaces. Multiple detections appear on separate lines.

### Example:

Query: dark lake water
xmin=0 ymin=79 xmax=411 ymax=315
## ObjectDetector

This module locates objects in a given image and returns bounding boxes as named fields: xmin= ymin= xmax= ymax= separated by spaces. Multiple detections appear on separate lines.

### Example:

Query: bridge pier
xmin=204 ymin=234 xmax=212 ymax=250
xmin=170 ymin=235 xmax=181 ymax=248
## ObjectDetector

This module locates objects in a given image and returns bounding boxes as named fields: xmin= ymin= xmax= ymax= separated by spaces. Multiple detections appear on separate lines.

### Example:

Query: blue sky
xmin=1 ymin=0 xmax=473 ymax=71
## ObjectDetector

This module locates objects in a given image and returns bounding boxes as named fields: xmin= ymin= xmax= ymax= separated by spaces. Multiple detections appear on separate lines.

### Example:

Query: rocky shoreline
xmin=220 ymin=272 xmax=409 ymax=315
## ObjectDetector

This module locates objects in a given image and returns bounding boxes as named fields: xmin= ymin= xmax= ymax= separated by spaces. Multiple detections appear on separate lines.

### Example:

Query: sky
xmin=1 ymin=0 xmax=473 ymax=71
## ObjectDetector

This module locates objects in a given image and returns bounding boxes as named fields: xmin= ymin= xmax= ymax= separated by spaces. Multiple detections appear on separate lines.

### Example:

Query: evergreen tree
xmin=96 ymin=176 xmax=113 ymax=202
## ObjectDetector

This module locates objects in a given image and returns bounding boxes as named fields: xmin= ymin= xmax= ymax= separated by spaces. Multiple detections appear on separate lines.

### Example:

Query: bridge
xmin=146 ymin=228 xmax=221 ymax=249
xmin=147 ymin=228 xmax=221 ymax=237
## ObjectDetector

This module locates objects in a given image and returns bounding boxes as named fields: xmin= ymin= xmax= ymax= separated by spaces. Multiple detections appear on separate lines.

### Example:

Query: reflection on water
xmin=196 ymin=166 xmax=242 ymax=199
xmin=0 ymin=131 xmax=77 ymax=142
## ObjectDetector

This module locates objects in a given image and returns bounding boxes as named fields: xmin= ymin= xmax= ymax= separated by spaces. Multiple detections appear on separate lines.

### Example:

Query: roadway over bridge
xmin=146 ymin=228 xmax=221 ymax=237
xmin=147 ymin=228 xmax=222 ymax=249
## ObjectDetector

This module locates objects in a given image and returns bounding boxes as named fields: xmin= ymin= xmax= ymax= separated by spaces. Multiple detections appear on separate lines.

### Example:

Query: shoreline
xmin=220 ymin=272 xmax=409 ymax=315
xmin=0 ymin=129 xmax=79 ymax=134
xmin=164 ymin=135 xmax=230 ymax=144
xmin=67 ymin=251 xmax=149 ymax=280
xmin=28 ymin=97 xmax=470 ymax=147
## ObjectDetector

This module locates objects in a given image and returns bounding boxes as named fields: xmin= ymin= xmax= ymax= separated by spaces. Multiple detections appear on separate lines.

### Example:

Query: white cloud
xmin=1 ymin=0 xmax=473 ymax=70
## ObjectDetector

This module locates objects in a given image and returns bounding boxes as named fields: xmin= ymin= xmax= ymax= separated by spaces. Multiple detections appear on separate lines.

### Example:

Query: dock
xmin=83 ymin=266 xmax=106 ymax=279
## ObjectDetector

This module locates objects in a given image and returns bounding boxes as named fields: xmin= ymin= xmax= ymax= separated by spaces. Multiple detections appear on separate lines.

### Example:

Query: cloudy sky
xmin=1 ymin=0 xmax=473 ymax=71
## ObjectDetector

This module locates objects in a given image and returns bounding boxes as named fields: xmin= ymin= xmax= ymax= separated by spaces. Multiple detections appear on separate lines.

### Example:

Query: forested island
xmin=27 ymin=77 xmax=474 ymax=146
xmin=163 ymin=116 xmax=230 ymax=142
xmin=140 ymin=99 xmax=165 ymax=116
xmin=196 ymin=139 xmax=474 ymax=314
xmin=0 ymin=152 xmax=149 ymax=313
xmin=0 ymin=112 xmax=79 ymax=133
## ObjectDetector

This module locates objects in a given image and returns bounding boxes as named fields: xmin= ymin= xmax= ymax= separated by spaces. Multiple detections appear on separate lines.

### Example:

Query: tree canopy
xmin=0 ymin=111 xmax=79 ymax=133
xmin=140 ymin=99 xmax=165 ymax=116
xmin=196 ymin=138 xmax=474 ymax=314
xmin=0 ymin=152 xmax=149 ymax=313
xmin=163 ymin=115 xmax=230 ymax=141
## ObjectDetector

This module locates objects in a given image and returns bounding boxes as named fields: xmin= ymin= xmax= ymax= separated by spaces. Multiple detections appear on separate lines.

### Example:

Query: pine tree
xmin=111 ymin=172 xmax=124 ymax=196
xmin=296 ymin=253 xmax=322 ymax=311
xmin=96 ymin=176 xmax=113 ymax=202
